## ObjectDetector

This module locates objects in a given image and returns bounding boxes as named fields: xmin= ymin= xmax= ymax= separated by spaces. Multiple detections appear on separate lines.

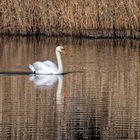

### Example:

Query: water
xmin=0 ymin=37 xmax=140 ymax=140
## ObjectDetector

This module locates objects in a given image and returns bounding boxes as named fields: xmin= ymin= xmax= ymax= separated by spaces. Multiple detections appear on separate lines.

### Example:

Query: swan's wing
xmin=43 ymin=60 xmax=57 ymax=70
xmin=32 ymin=61 xmax=48 ymax=71
xmin=29 ymin=61 xmax=57 ymax=74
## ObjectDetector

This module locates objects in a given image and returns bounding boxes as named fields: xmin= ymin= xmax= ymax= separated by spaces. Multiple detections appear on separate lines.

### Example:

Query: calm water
xmin=0 ymin=37 xmax=140 ymax=140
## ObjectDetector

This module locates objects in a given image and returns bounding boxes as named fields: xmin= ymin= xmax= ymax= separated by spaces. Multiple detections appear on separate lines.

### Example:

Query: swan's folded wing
xmin=33 ymin=61 xmax=48 ymax=70
xmin=43 ymin=61 xmax=57 ymax=70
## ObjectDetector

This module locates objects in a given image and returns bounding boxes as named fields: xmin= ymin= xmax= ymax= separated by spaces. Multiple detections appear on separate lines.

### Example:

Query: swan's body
xmin=29 ymin=46 xmax=65 ymax=74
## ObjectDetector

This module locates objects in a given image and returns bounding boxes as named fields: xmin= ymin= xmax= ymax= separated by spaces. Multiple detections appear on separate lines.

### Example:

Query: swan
xmin=29 ymin=46 xmax=66 ymax=74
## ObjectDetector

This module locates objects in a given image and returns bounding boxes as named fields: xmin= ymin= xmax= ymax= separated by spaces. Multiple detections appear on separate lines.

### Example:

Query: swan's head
xmin=56 ymin=46 xmax=66 ymax=54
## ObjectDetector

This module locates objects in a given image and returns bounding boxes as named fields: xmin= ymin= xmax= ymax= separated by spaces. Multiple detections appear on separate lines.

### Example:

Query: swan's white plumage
xmin=28 ymin=46 xmax=65 ymax=74
xmin=43 ymin=60 xmax=57 ymax=69
xmin=29 ymin=64 xmax=35 ymax=72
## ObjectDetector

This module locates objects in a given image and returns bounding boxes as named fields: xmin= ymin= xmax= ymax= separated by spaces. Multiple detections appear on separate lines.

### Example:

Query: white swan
xmin=29 ymin=46 xmax=66 ymax=74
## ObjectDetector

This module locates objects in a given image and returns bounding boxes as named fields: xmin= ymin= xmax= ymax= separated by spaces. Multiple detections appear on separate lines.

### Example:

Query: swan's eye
xmin=61 ymin=48 xmax=65 ymax=51
xmin=60 ymin=48 xmax=66 ymax=54
xmin=60 ymin=48 xmax=64 ymax=52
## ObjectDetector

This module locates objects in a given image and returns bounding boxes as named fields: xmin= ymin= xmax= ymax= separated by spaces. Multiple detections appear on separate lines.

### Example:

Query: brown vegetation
xmin=0 ymin=0 xmax=140 ymax=37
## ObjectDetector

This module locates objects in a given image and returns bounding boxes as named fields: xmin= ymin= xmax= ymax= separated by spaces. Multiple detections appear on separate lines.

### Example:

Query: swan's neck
xmin=56 ymin=51 xmax=63 ymax=74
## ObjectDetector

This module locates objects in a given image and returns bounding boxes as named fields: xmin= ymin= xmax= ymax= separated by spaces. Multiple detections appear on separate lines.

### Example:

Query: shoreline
xmin=0 ymin=33 xmax=140 ymax=40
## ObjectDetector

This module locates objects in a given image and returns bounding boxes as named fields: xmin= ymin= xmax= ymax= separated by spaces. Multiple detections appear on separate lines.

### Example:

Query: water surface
xmin=0 ymin=37 xmax=140 ymax=140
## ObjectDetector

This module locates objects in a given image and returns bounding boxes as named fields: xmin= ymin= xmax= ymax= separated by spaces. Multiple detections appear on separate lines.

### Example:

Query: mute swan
xmin=29 ymin=46 xmax=66 ymax=74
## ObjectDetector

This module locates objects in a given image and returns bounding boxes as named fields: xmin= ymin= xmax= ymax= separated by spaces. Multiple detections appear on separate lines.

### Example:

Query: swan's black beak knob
xmin=61 ymin=48 xmax=66 ymax=54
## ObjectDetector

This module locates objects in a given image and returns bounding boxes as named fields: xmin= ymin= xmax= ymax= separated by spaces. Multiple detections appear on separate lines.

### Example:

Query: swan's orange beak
xmin=61 ymin=48 xmax=66 ymax=54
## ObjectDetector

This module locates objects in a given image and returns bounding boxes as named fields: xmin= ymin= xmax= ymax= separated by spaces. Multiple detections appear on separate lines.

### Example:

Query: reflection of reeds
xmin=0 ymin=37 xmax=140 ymax=139
xmin=0 ymin=0 xmax=140 ymax=37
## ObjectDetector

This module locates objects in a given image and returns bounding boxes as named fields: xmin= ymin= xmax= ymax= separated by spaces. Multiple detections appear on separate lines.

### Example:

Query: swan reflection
xmin=29 ymin=74 xmax=63 ymax=91
xmin=29 ymin=74 xmax=66 ymax=139
xmin=29 ymin=74 xmax=64 ymax=111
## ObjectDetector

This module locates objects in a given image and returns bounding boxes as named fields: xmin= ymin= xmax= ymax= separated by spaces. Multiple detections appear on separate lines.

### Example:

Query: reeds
xmin=0 ymin=0 xmax=140 ymax=37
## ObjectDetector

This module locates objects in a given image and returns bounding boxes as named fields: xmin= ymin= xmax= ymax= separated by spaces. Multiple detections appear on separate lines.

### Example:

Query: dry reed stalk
xmin=0 ymin=0 xmax=140 ymax=37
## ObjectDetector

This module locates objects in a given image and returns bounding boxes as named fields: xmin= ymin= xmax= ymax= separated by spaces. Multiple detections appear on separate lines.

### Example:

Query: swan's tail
xmin=29 ymin=64 xmax=35 ymax=73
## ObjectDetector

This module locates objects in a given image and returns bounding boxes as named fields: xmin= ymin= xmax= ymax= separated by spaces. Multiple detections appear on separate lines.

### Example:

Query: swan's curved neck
xmin=56 ymin=50 xmax=63 ymax=74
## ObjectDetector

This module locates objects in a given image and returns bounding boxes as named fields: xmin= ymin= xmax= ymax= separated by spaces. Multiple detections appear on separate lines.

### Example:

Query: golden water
xmin=0 ymin=37 xmax=140 ymax=140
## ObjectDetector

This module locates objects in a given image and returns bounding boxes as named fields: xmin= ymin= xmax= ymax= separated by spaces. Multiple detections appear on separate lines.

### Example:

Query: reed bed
xmin=0 ymin=0 xmax=140 ymax=37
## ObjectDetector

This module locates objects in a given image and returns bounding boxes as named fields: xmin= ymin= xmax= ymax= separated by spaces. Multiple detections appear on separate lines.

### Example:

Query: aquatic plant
xmin=0 ymin=0 xmax=140 ymax=37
